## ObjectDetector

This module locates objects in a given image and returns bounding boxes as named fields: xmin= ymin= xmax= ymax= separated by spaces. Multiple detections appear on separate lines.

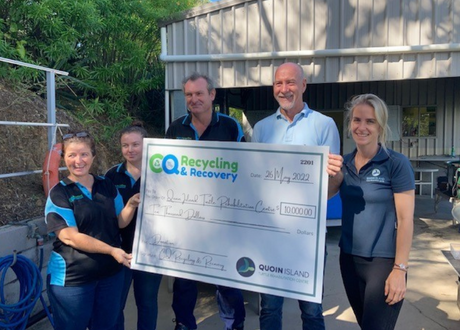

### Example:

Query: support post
xmin=46 ymin=71 xmax=56 ymax=149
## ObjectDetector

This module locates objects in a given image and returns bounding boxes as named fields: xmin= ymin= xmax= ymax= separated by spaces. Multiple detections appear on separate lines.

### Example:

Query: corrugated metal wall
xmin=219 ymin=77 xmax=460 ymax=157
xmin=164 ymin=0 xmax=460 ymax=158
xmin=164 ymin=0 xmax=460 ymax=89
xmin=310 ymin=78 xmax=460 ymax=157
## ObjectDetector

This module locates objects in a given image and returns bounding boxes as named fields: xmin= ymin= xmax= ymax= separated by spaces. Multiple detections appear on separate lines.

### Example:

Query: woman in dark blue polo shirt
xmin=45 ymin=131 xmax=140 ymax=330
xmin=330 ymin=94 xmax=415 ymax=330
xmin=106 ymin=122 xmax=162 ymax=330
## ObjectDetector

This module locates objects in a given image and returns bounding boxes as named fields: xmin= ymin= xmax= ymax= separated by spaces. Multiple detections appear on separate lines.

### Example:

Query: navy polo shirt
xmin=106 ymin=162 xmax=140 ymax=253
xmin=45 ymin=175 xmax=124 ymax=286
xmin=339 ymin=147 xmax=415 ymax=258
xmin=165 ymin=111 xmax=245 ymax=142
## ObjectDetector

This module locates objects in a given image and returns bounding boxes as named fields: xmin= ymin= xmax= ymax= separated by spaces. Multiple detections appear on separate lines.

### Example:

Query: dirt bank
xmin=0 ymin=83 xmax=120 ymax=225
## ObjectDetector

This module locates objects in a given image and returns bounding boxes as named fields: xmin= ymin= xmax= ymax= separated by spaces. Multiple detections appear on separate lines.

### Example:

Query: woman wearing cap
xmin=329 ymin=94 xmax=415 ymax=330
xmin=45 ymin=131 xmax=140 ymax=330
xmin=106 ymin=122 xmax=162 ymax=330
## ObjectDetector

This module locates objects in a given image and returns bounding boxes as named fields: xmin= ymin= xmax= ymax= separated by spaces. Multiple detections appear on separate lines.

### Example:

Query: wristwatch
xmin=394 ymin=263 xmax=409 ymax=271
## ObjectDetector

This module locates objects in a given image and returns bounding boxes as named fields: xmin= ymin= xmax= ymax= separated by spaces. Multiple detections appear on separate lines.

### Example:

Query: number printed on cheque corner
xmin=300 ymin=160 xmax=314 ymax=165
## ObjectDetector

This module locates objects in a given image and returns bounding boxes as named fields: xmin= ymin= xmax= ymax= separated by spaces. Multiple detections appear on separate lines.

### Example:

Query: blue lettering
xmin=188 ymin=168 xmax=238 ymax=182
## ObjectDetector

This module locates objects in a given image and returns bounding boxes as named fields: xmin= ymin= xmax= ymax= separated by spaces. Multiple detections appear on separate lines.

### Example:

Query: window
xmin=402 ymin=106 xmax=436 ymax=138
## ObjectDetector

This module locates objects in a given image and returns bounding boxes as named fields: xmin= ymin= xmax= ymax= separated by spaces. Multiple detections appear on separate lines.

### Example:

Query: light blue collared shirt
xmin=252 ymin=103 xmax=340 ymax=153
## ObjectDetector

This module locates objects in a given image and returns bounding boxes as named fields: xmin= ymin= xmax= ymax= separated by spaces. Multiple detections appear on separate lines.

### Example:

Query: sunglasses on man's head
xmin=63 ymin=132 xmax=90 ymax=140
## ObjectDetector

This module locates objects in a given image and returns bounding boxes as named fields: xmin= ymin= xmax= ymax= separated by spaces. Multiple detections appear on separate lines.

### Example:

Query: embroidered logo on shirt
xmin=69 ymin=194 xmax=84 ymax=203
xmin=366 ymin=168 xmax=385 ymax=183
xmin=372 ymin=169 xmax=381 ymax=176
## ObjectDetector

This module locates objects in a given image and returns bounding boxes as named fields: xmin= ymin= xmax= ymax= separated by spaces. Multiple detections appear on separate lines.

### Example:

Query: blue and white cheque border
xmin=131 ymin=138 xmax=329 ymax=303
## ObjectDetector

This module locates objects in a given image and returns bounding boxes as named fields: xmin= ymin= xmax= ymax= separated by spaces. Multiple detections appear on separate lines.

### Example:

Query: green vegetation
xmin=229 ymin=107 xmax=244 ymax=124
xmin=0 ymin=0 xmax=204 ymax=137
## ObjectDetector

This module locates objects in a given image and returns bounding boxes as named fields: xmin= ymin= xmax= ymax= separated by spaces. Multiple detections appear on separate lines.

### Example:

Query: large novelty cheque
xmin=131 ymin=138 xmax=329 ymax=303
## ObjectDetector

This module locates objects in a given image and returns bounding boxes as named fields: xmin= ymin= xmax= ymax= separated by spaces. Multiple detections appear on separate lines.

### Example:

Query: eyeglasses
xmin=63 ymin=132 xmax=90 ymax=140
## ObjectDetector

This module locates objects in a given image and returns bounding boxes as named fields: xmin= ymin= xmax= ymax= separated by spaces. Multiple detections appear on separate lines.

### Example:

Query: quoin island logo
xmin=236 ymin=257 xmax=255 ymax=277
xmin=366 ymin=168 xmax=385 ymax=183
xmin=149 ymin=153 xmax=239 ymax=182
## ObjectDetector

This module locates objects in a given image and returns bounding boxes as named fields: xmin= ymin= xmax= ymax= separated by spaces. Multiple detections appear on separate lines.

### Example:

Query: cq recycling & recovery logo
xmin=149 ymin=153 xmax=239 ymax=182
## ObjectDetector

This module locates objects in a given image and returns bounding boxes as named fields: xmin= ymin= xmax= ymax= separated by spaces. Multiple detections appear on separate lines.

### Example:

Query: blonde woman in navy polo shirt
xmin=45 ymin=131 xmax=140 ymax=330
xmin=106 ymin=122 xmax=162 ymax=330
xmin=329 ymin=94 xmax=415 ymax=330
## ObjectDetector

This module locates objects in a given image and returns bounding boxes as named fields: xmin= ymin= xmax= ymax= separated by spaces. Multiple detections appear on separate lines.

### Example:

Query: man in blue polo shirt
xmin=165 ymin=72 xmax=245 ymax=330
xmin=252 ymin=62 xmax=342 ymax=330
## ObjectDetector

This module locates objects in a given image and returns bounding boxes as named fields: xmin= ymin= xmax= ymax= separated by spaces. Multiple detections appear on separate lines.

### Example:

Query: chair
xmin=435 ymin=162 xmax=460 ymax=213
xmin=434 ymin=176 xmax=453 ymax=212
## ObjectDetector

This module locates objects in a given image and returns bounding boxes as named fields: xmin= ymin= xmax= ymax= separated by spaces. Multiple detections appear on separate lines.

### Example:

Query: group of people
xmin=44 ymin=62 xmax=415 ymax=330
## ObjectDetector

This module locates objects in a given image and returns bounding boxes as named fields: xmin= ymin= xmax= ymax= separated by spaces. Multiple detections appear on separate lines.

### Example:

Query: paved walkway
xmin=29 ymin=196 xmax=460 ymax=329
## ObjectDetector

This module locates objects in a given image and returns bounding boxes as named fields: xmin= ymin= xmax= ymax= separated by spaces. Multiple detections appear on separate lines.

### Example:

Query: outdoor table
xmin=413 ymin=167 xmax=438 ymax=198
xmin=410 ymin=156 xmax=460 ymax=198
xmin=410 ymin=155 xmax=460 ymax=168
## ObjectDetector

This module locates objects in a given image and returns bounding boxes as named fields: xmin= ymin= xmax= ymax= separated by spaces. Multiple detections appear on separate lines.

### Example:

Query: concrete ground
xmin=29 ymin=196 xmax=460 ymax=329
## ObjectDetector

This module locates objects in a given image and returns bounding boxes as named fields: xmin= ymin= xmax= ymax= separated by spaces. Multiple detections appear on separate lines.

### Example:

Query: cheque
xmin=131 ymin=138 xmax=329 ymax=303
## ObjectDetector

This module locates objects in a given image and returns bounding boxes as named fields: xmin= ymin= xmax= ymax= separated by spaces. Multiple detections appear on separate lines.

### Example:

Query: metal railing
xmin=0 ymin=57 xmax=69 ymax=179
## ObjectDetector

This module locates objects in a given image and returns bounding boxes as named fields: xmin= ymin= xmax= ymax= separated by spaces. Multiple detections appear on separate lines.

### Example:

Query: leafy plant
xmin=0 ymin=0 xmax=205 ymax=138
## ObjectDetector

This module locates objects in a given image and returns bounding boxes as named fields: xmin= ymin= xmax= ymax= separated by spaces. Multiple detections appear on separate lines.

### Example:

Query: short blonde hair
xmin=345 ymin=94 xmax=392 ymax=149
